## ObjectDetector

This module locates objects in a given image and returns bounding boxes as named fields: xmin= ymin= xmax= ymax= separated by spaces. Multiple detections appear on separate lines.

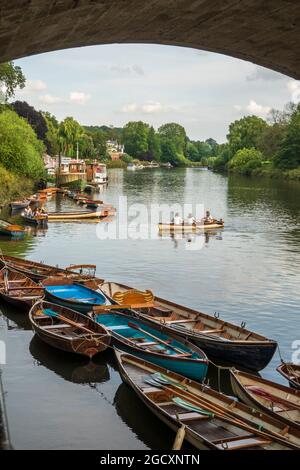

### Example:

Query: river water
xmin=0 ymin=168 xmax=299 ymax=449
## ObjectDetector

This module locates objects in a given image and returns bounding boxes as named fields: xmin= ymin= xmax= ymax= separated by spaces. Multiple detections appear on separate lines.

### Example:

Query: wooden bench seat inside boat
xmin=171 ymin=412 xmax=209 ymax=421
xmin=164 ymin=319 xmax=197 ymax=324
xmin=42 ymin=323 xmax=85 ymax=330
xmin=213 ymin=435 xmax=272 ymax=450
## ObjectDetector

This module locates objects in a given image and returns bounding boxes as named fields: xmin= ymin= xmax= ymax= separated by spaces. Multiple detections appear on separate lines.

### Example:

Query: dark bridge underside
xmin=0 ymin=0 xmax=300 ymax=78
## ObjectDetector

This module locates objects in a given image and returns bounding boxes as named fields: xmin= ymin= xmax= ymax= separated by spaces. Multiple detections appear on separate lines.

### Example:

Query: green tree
xmin=158 ymin=123 xmax=187 ymax=154
xmin=186 ymin=142 xmax=199 ymax=161
xmin=122 ymin=121 xmax=149 ymax=158
xmin=147 ymin=126 xmax=161 ymax=161
xmin=43 ymin=112 xmax=60 ymax=156
xmin=227 ymin=116 xmax=268 ymax=157
xmin=273 ymin=105 xmax=300 ymax=169
xmin=228 ymin=147 xmax=263 ymax=175
xmin=58 ymin=117 xmax=84 ymax=157
xmin=0 ymin=62 xmax=26 ymax=101
xmin=0 ymin=109 xmax=44 ymax=178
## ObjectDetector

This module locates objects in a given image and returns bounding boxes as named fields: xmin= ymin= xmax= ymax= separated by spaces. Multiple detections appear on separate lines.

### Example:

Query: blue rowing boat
xmin=91 ymin=311 xmax=208 ymax=381
xmin=43 ymin=278 xmax=108 ymax=314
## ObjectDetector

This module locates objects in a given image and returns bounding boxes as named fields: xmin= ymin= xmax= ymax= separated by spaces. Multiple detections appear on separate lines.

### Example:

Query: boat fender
xmin=241 ymin=321 xmax=246 ymax=329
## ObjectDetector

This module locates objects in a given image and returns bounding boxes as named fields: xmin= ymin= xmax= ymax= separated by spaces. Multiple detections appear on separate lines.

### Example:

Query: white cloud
xmin=121 ymin=101 xmax=178 ymax=114
xmin=121 ymin=103 xmax=139 ymax=112
xmin=39 ymin=93 xmax=63 ymax=105
xmin=234 ymin=104 xmax=242 ymax=111
xmin=20 ymin=79 xmax=47 ymax=93
xmin=287 ymin=80 xmax=300 ymax=103
xmin=142 ymin=101 xmax=162 ymax=113
xmin=69 ymin=91 xmax=91 ymax=104
xmin=246 ymin=100 xmax=271 ymax=116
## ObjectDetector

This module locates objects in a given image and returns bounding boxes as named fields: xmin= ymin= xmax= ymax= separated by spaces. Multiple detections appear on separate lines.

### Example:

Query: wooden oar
xmin=93 ymin=302 xmax=154 ymax=312
xmin=172 ymin=424 xmax=186 ymax=450
xmin=150 ymin=374 xmax=295 ymax=443
xmin=128 ymin=322 xmax=189 ymax=356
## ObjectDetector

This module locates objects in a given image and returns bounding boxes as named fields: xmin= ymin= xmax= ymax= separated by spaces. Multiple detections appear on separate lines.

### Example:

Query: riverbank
xmin=209 ymin=165 xmax=300 ymax=181
xmin=0 ymin=165 xmax=34 ymax=207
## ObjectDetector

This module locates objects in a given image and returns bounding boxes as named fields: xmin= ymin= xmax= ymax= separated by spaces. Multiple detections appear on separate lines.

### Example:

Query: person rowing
xmin=172 ymin=212 xmax=183 ymax=225
xmin=186 ymin=213 xmax=196 ymax=226
xmin=204 ymin=209 xmax=214 ymax=224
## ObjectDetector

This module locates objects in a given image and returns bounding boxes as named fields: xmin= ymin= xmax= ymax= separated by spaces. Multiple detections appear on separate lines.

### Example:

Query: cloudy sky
xmin=13 ymin=44 xmax=300 ymax=142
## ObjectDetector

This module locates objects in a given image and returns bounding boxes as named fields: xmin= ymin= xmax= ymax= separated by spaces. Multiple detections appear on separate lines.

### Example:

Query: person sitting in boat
xmin=204 ymin=210 xmax=213 ymax=224
xmin=172 ymin=212 xmax=183 ymax=225
xmin=186 ymin=213 xmax=196 ymax=226
xmin=24 ymin=206 xmax=33 ymax=217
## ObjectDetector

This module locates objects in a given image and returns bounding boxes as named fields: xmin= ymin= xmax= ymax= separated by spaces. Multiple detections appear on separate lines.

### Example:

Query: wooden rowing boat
xmin=43 ymin=277 xmax=109 ymax=314
xmin=0 ymin=255 xmax=104 ymax=284
xmin=21 ymin=214 xmax=48 ymax=227
xmin=277 ymin=363 xmax=300 ymax=390
xmin=47 ymin=207 xmax=115 ymax=220
xmin=230 ymin=369 xmax=300 ymax=430
xmin=99 ymin=282 xmax=277 ymax=371
xmin=90 ymin=311 xmax=208 ymax=381
xmin=0 ymin=266 xmax=44 ymax=309
xmin=115 ymin=351 xmax=299 ymax=450
xmin=29 ymin=300 xmax=111 ymax=358
xmin=10 ymin=199 xmax=30 ymax=211
xmin=0 ymin=219 xmax=26 ymax=238
xmin=158 ymin=220 xmax=224 ymax=231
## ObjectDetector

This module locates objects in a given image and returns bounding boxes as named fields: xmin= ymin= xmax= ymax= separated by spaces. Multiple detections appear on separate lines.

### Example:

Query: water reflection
xmin=0 ymin=300 xmax=31 ymax=330
xmin=114 ymin=382 xmax=177 ymax=450
xmin=29 ymin=335 xmax=110 ymax=385
xmin=158 ymin=229 xmax=223 ymax=248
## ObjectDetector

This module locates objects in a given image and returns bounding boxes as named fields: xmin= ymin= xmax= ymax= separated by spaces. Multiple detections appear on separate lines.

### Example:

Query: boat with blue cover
xmin=43 ymin=277 xmax=108 ymax=314
xmin=89 ymin=310 xmax=208 ymax=381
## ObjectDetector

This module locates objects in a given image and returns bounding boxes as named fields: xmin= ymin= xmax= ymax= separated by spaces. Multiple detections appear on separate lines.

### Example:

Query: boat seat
xmin=43 ymin=323 xmax=76 ymax=330
xmin=152 ymin=304 xmax=173 ymax=315
xmin=109 ymin=325 xmax=131 ymax=331
xmin=199 ymin=328 xmax=225 ymax=334
xmin=214 ymin=436 xmax=272 ymax=450
xmin=165 ymin=319 xmax=196 ymax=324
xmin=138 ymin=341 xmax=159 ymax=347
xmin=171 ymin=412 xmax=209 ymax=421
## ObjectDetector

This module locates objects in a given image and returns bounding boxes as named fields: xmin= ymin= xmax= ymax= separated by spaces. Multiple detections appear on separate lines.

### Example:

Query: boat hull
xmin=43 ymin=282 xmax=108 ymax=314
xmin=111 ymin=336 xmax=208 ymax=382
xmin=230 ymin=370 xmax=300 ymax=431
xmin=192 ymin=335 xmax=277 ymax=372
xmin=158 ymin=222 xmax=224 ymax=231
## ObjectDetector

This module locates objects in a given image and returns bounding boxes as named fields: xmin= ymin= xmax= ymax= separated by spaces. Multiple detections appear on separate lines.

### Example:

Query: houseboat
xmin=86 ymin=162 xmax=108 ymax=185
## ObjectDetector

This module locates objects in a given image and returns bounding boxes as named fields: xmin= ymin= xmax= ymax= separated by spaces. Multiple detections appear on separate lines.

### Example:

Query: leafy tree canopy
xmin=0 ymin=62 xmax=26 ymax=101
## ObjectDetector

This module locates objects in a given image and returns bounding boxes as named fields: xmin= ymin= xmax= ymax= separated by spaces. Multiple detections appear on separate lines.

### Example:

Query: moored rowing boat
xmin=115 ymin=351 xmax=299 ymax=450
xmin=277 ymin=363 xmax=300 ymax=390
xmin=47 ymin=206 xmax=115 ymax=220
xmin=0 ymin=266 xmax=44 ymax=309
xmin=0 ymin=219 xmax=25 ymax=238
xmin=29 ymin=300 xmax=111 ymax=358
xmin=90 ymin=311 xmax=208 ymax=381
xmin=230 ymin=369 xmax=300 ymax=430
xmin=99 ymin=282 xmax=277 ymax=371
xmin=43 ymin=277 xmax=109 ymax=313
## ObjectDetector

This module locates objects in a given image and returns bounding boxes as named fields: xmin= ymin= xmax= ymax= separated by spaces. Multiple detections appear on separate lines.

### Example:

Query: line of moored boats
xmin=0 ymin=188 xmax=116 ymax=237
xmin=0 ymin=254 xmax=299 ymax=450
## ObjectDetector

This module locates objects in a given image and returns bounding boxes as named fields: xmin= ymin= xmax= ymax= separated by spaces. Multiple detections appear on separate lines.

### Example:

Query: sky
xmin=12 ymin=43 xmax=300 ymax=142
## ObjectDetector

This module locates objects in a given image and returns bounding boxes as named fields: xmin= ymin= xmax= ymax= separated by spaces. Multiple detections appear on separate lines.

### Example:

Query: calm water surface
xmin=0 ymin=168 xmax=299 ymax=449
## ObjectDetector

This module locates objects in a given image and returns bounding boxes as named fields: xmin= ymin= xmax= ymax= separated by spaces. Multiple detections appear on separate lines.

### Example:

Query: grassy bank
xmin=227 ymin=164 xmax=300 ymax=181
xmin=0 ymin=165 xmax=34 ymax=206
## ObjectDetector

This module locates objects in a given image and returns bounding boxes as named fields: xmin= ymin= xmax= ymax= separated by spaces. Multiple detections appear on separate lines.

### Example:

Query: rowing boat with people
xmin=158 ymin=220 xmax=224 ymax=231
xmin=99 ymin=282 xmax=277 ymax=371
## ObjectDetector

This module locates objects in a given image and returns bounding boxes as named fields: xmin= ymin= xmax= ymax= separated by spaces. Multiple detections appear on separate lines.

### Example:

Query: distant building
xmin=106 ymin=139 xmax=125 ymax=160
xmin=43 ymin=154 xmax=58 ymax=175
